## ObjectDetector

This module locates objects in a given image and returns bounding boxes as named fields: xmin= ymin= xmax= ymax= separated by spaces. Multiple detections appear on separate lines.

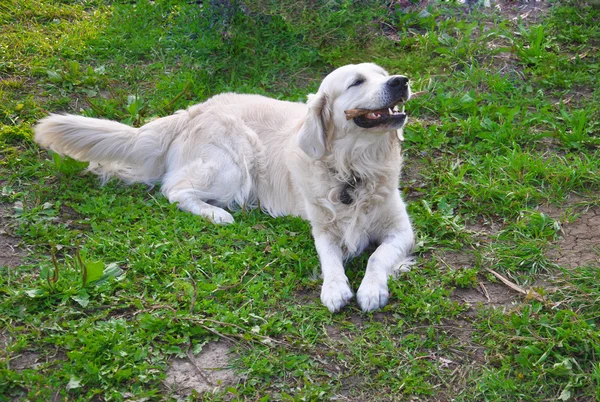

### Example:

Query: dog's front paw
xmin=209 ymin=209 xmax=235 ymax=225
xmin=321 ymin=277 xmax=353 ymax=313
xmin=356 ymin=279 xmax=389 ymax=312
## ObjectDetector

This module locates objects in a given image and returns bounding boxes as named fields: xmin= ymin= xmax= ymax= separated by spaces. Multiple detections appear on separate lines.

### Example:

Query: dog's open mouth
xmin=345 ymin=101 xmax=407 ymax=129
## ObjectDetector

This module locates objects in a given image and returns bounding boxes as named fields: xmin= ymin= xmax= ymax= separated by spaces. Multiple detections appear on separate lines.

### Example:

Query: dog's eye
xmin=348 ymin=78 xmax=365 ymax=89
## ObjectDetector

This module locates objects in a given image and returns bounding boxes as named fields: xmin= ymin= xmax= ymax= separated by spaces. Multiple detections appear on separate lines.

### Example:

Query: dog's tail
xmin=34 ymin=114 xmax=179 ymax=184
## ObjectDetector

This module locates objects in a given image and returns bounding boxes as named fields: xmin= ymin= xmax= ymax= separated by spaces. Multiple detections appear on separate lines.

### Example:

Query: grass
xmin=1 ymin=0 xmax=599 ymax=400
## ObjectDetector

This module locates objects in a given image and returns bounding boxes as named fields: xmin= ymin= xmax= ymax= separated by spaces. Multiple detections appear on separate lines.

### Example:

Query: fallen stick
xmin=344 ymin=108 xmax=377 ymax=120
xmin=485 ymin=268 xmax=545 ymax=302
xmin=343 ymin=91 xmax=428 ymax=120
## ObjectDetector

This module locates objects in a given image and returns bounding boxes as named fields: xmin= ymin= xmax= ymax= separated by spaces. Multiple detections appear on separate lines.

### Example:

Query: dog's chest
xmin=325 ymin=177 xmax=394 ymax=256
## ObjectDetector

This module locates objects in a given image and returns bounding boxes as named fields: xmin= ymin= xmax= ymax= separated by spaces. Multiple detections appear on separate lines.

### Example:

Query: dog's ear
xmin=297 ymin=92 xmax=332 ymax=159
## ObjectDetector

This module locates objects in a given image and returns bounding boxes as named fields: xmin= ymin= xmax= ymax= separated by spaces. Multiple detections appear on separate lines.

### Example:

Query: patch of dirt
xmin=10 ymin=351 xmax=41 ymax=371
xmin=402 ymin=158 xmax=429 ymax=202
xmin=438 ymin=249 xmax=519 ymax=308
xmin=452 ymin=283 xmax=517 ymax=308
xmin=58 ymin=204 xmax=90 ymax=231
xmin=547 ymin=85 xmax=596 ymax=111
xmin=547 ymin=205 xmax=600 ymax=269
xmin=345 ymin=311 xmax=395 ymax=329
xmin=293 ymin=287 xmax=320 ymax=305
xmin=333 ymin=376 xmax=385 ymax=402
xmin=325 ymin=324 xmax=343 ymax=340
xmin=164 ymin=341 xmax=239 ymax=399
xmin=0 ymin=233 xmax=22 ymax=268
xmin=535 ymin=136 xmax=566 ymax=156
xmin=466 ymin=216 xmax=503 ymax=241
xmin=0 ymin=332 xmax=9 ymax=357
xmin=494 ymin=0 xmax=552 ymax=24
xmin=0 ymin=204 xmax=23 ymax=269
xmin=2 ymin=331 xmax=67 ymax=372
xmin=439 ymin=318 xmax=487 ymax=364
xmin=537 ymin=194 xmax=586 ymax=220
xmin=438 ymin=250 xmax=477 ymax=269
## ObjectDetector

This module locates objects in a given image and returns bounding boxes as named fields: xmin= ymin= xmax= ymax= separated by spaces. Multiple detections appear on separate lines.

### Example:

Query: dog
xmin=34 ymin=63 xmax=415 ymax=313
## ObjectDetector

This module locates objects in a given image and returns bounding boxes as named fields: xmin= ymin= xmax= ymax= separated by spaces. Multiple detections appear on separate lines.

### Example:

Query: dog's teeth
xmin=388 ymin=108 xmax=393 ymax=114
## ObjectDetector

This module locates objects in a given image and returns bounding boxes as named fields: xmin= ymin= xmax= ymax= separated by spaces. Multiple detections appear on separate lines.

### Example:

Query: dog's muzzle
xmin=344 ymin=75 xmax=410 ymax=129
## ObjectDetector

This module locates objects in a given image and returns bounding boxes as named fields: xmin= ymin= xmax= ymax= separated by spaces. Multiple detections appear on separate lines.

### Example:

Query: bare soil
xmin=452 ymin=283 xmax=517 ymax=307
xmin=9 ymin=351 xmax=41 ymax=371
xmin=0 ymin=204 xmax=23 ymax=269
xmin=547 ymin=205 xmax=600 ymax=269
xmin=441 ymin=249 xmax=519 ymax=308
xmin=494 ymin=0 xmax=552 ymax=23
xmin=164 ymin=341 xmax=239 ymax=399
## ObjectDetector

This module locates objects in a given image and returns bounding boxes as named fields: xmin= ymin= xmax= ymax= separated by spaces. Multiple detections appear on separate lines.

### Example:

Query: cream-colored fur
xmin=34 ymin=63 xmax=415 ymax=312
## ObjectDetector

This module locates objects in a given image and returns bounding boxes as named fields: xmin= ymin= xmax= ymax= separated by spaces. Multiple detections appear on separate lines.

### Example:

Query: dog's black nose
xmin=387 ymin=76 xmax=408 ymax=89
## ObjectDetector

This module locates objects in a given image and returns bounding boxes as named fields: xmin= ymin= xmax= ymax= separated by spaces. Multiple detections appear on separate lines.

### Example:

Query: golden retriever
xmin=34 ymin=63 xmax=415 ymax=312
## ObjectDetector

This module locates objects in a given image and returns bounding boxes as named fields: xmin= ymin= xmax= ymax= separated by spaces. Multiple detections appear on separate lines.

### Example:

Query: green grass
xmin=1 ymin=0 xmax=599 ymax=400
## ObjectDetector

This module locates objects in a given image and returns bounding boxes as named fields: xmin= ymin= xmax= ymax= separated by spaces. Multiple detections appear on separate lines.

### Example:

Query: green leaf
xmin=193 ymin=341 xmax=207 ymax=355
xmin=51 ymin=151 xmax=62 ymax=166
xmin=460 ymin=93 xmax=475 ymax=104
xmin=66 ymin=376 xmax=82 ymax=390
xmin=92 ymin=262 xmax=123 ymax=286
xmin=24 ymin=289 xmax=45 ymax=298
xmin=166 ymin=345 xmax=185 ymax=358
xmin=524 ymin=345 xmax=543 ymax=355
xmin=85 ymin=261 xmax=105 ymax=284
xmin=47 ymin=69 xmax=62 ymax=82
xmin=558 ymin=388 xmax=572 ymax=401
xmin=13 ymin=201 xmax=23 ymax=215
xmin=418 ymin=9 xmax=431 ymax=18
xmin=72 ymin=291 xmax=90 ymax=307
xmin=514 ymin=354 xmax=531 ymax=368
xmin=83 ymin=89 xmax=97 ymax=97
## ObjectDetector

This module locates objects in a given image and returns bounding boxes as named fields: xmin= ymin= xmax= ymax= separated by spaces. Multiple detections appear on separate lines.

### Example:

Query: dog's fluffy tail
xmin=34 ymin=114 xmax=178 ymax=184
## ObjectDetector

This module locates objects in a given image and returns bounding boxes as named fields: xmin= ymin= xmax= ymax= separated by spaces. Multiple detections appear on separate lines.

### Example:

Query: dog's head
xmin=297 ymin=63 xmax=411 ymax=159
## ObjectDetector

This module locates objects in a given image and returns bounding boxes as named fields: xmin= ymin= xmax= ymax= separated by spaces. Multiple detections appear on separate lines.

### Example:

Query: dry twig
xmin=485 ymin=268 xmax=545 ymax=302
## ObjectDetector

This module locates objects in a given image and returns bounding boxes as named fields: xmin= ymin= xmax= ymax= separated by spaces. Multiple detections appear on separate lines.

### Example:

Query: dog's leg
xmin=167 ymin=189 xmax=235 ymax=224
xmin=314 ymin=231 xmax=354 ymax=312
xmin=356 ymin=216 xmax=414 ymax=312
xmin=161 ymin=155 xmax=247 ymax=225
